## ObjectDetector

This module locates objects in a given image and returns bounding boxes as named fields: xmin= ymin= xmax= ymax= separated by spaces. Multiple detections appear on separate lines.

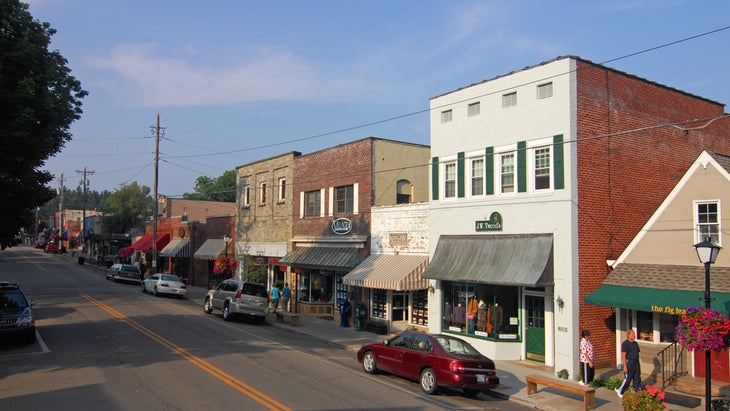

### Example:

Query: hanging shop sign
xmin=331 ymin=218 xmax=353 ymax=235
xmin=475 ymin=212 xmax=503 ymax=232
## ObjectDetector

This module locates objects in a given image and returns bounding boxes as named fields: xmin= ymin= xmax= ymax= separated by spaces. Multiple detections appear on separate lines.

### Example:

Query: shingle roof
xmin=606 ymin=263 xmax=730 ymax=293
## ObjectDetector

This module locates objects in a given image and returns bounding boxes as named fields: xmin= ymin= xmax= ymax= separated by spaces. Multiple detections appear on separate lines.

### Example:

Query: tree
xmin=102 ymin=183 xmax=152 ymax=234
xmin=183 ymin=170 xmax=236 ymax=202
xmin=0 ymin=1 xmax=87 ymax=248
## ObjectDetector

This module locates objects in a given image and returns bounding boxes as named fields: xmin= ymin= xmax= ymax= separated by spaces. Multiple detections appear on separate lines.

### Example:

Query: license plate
xmin=477 ymin=374 xmax=486 ymax=383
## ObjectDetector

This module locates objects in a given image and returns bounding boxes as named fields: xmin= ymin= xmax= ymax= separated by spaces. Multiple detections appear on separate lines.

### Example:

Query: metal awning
xmin=160 ymin=238 xmax=190 ymax=258
xmin=279 ymin=247 xmax=366 ymax=270
xmin=194 ymin=239 xmax=228 ymax=260
xmin=343 ymin=254 xmax=429 ymax=291
xmin=422 ymin=234 xmax=553 ymax=286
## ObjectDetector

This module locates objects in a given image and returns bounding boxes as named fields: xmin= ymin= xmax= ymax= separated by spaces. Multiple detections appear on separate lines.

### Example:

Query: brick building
xmin=423 ymin=56 xmax=730 ymax=377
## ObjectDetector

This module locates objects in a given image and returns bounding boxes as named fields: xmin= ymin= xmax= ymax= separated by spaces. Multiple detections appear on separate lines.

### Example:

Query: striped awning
xmin=343 ymin=254 xmax=429 ymax=291
xmin=194 ymin=239 xmax=229 ymax=260
xmin=279 ymin=247 xmax=366 ymax=270
xmin=160 ymin=238 xmax=190 ymax=258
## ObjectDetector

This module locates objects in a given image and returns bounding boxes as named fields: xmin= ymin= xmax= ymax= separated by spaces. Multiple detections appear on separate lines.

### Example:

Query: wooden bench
xmin=525 ymin=374 xmax=595 ymax=411
xmin=275 ymin=311 xmax=299 ymax=326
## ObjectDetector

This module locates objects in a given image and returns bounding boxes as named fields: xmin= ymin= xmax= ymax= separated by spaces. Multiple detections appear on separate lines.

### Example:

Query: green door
xmin=525 ymin=295 xmax=545 ymax=362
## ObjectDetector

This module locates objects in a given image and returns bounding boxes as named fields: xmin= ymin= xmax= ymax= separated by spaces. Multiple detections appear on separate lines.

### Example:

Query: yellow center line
xmin=81 ymin=293 xmax=292 ymax=411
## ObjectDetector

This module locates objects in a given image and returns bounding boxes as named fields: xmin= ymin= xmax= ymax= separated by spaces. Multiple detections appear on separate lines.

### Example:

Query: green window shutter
xmin=553 ymin=134 xmax=565 ymax=190
xmin=431 ymin=156 xmax=439 ymax=200
xmin=485 ymin=147 xmax=494 ymax=195
xmin=517 ymin=141 xmax=527 ymax=193
xmin=457 ymin=152 xmax=465 ymax=198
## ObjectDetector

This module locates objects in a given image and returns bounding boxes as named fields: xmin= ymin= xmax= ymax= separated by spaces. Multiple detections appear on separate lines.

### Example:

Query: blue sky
xmin=27 ymin=0 xmax=730 ymax=197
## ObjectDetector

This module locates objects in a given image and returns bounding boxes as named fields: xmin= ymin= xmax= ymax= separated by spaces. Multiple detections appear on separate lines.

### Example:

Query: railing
xmin=659 ymin=340 xmax=688 ymax=388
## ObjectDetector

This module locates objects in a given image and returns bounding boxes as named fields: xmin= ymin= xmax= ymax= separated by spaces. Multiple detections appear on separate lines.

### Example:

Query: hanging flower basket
xmin=213 ymin=257 xmax=238 ymax=277
xmin=621 ymin=385 xmax=667 ymax=411
xmin=676 ymin=306 xmax=730 ymax=352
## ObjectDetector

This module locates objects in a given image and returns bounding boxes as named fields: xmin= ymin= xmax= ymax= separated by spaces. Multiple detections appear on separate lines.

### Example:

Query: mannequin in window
xmin=492 ymin=302 xmax=503 ymax=333
xmin=453 ymin=302 xmax=466 ymax=325
xmin=468 ymin=295 xmax=479 ymax=316
xmin=444 ymin=301 xmax=453 ymax=325
xmin=477 ymin=299 xmax=487 ymax=331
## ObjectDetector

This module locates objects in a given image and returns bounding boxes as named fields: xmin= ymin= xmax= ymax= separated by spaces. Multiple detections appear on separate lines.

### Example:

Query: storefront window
xmin=631 ymin=310 xmax=679 ymax=343
xmin=412 ymin=290 xmax=428 ymax=326
xmin=659 ymin=314 xmax=679 ymax=343
xmin=636 ymin=311 xmax=653 ymax=342
xmin=297 ymin=271 xmax=333 ymax=303
xmin=442 ymin=281 xmax=520 ymax=340
xmin=372 ymin=289 xmax=387 ymax=319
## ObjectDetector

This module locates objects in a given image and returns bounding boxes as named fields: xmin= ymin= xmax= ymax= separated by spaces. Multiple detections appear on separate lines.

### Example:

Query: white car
xmin=142 ymin=274 xmax=187 ymax=298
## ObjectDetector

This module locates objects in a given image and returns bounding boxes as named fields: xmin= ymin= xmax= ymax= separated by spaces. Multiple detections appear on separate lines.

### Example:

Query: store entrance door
xmin=525 ymin=295 xmax=545 ymax=362
xmin=392 ymin=292 xmax=409 ymax=322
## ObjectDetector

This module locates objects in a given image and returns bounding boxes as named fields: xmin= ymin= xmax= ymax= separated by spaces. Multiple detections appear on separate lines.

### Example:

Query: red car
xmin=357 ymin=331 xmax=499 ymax=396
xmin=44 ymin=240 xmax=59 ymax=253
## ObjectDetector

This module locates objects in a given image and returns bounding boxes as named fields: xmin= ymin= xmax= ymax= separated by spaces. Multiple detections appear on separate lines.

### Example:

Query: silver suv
xmin=203 ymin=279 xmax=269 ymax=323
xmin=0 ymin=282 xmax=36 ymax=344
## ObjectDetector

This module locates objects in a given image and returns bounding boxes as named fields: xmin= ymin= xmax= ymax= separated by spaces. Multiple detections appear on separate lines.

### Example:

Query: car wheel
xmin=463 ymin=388 xmax=480 ymax=398
xmin=222 ymin=303 xmax=232 ymax=321
xmin=362 ymin=351 xmax=378 ymax=374
xmin=204 ymin=298 xmax=213 ymax=314
xmin=420 ymin=368 xmax=439 ymax=395
xmin=153 ymin=286 xmax=159 ymax=297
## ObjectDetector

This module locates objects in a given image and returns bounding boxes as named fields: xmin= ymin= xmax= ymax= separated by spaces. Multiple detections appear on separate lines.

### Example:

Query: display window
xmin=442 ymin=281 xmax=520 ymax=340
xmin=631 ymin=310 xmax=679 ymax=343
xmin=297 ymin=271 xmax=333 ymax=303
xmin=371 ymin=289 xmax=387 ymax=319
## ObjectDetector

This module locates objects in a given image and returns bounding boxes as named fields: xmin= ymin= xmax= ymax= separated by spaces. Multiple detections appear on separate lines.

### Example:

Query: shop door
xmin=525 ymin=295 xmax=545 ymax=362
xmin=392 ymin=292 xmax=409 ymax=322
xmin=694 ymin=349 xmax=730 ymax=383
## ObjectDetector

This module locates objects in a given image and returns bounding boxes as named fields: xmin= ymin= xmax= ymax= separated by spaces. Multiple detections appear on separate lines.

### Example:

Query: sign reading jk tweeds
xmin=475 ymin=212 xmax=503 ymax=232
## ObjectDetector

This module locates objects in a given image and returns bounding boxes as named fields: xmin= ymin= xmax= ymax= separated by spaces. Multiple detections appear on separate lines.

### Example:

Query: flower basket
xmin=676 ymin=307 xmax=730 ymax=352
xmin=213 ymin=257 xmax=238 ymax=278
xmin=621 ymin=385 xmax=666 ymax=411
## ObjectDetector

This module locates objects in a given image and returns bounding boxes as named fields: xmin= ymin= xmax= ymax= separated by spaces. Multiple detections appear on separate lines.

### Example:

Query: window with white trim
xmin=471 ymin=158 xmax=484 ymax=196
xmin=242 ymin=185 xmax=250 ymax=207
xmin=467 ymin=102 xmax=480 ymax=117
xmin=441 ymin=109 xmax=453 ymax=123
xmin=444 ymin=162 xmax=456 ymax=198
xmin=696 ymin=201 xmax=720 ymax=244
xmin=304 ymin=190 xmax=321 ymax=217
xmin=537 ymin=82 xmax=553 ymax=99
xmin=534 ymin=146 xmax=551 ymax=190
xmin=500 ymin=153 xmax=514 ymax=193
xmin=335 ymin=185 xmax=354 ymax=215
xmin=259 ymin=182 xmax=267 ymax=205
xmin=277 ymin=178 xmax=286 ymax=202
xmin=502 ymin=92 xmax=517 ymax=108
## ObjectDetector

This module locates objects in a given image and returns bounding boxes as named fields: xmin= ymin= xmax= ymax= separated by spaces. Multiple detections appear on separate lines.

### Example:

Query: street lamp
xmin=694 ymin=236 xmax=721 ymax=411
xmin=223 ymin=234 xmax=231 ymax=259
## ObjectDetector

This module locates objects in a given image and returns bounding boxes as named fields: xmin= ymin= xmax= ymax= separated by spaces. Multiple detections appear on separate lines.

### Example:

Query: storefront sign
xmin=389 ymin=233 xmax=407 ymax=247
xmin=651 ymin=305 xmax=687 ymax=315
xmin=253 ymin=256 xmax=268 ymax=265
xmin=331 ymin=218 xmax=353 ymax=235
xmin=475 ymin=212 xmax=503 ymax=232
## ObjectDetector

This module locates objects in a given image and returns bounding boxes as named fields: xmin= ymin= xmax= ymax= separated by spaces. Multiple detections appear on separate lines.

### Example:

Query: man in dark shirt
xmin=616 ymin=329 xmax=641 ymax=398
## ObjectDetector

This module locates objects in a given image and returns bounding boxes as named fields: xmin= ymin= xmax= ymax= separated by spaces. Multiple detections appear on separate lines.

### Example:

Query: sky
xmin=25 ymin=0 xmax=730 ymax=198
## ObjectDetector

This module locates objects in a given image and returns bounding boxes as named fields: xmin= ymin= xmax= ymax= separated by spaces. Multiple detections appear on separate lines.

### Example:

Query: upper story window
xmin=471 ymin=158 xmax=484 ymax=196
xmin=467 ymin=102 xmax=480 ymax=117
xmin=502 ymin=92 xmax=517 ymax=108
xmin=335 ymin=185 xmax=354 ymax=214
xmin=441 ymin=109 xmax=453 ymax=123
xmin=444 ymin=162 xmax=456 ymax=198
xmin=534 ymin=147 xmax=551 ymax=190
xmin=537 ymin=82 xmax=553 ymax=99
xmin=278 ymin=178 xmax=286 ymax=202
xmin=696 ymin=201 xmax=720 ymax=244
xmin=397 ymin=180 xmax=412 ymax=204
xmin=242 ymin=185 xmax=251 ymax=207
xmin=259 ymin=182 xmax=267 ymax=205
xmin=500 ymin=153 xmax=515 ymax=193
xmin=304 ymin=190 xmax=321 ymax=217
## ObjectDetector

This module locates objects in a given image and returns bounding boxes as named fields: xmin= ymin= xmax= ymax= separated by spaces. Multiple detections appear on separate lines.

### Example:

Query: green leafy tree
xmin=0 ymin=1 xmax=87 ymax=248
xmin=102 ymin=183 xmax=152 ymax=234
xmin=183 ymin=170 xmax=236 ymax=202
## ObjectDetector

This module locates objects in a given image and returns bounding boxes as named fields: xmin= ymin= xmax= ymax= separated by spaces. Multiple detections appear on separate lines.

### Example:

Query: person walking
xmin=270 ymin=285 xmax=280 ymax=313
xmin=579 ymin=330 xmax=594 ymax=386
xmin=616 ymin=329 xmax=641 ymax=398
xmin=281 ymin=282 xmax=291 ymax=312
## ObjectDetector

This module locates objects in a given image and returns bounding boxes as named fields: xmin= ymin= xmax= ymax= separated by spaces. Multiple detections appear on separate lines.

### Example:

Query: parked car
xmin=203 ymin=279 xmax=269 ymax=323
xmin=357 ymin=332 xmax=499 ymax=396
xmin=106 ymin=263 xmax=142 ymax=284
xmin=142 ymin=274 xmax=187 ymax=298
xmin=44 ymin=239 xmax=60 ymax=253
xmin=0 ymin=282 xmax=36 ymax=344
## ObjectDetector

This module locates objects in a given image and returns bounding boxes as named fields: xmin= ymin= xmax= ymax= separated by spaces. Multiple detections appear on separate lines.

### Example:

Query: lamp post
xmin=223 ymin=234 xmax=231 ymax=259
xmin=694 ymin=236 xmax=722 ymax=411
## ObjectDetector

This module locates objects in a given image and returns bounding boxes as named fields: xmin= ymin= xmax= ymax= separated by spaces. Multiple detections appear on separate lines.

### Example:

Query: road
xmin=0 ymin=246 xmax=531 ymax=410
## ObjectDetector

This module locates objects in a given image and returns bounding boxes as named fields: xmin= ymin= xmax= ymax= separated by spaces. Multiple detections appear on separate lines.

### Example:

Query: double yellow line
xmin=81 ymin=293 xmax=291 ymax=411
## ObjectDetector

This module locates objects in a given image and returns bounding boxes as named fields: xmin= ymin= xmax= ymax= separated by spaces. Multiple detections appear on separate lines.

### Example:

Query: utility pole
xmin=75 ymin=167 xmax=94 ymax=257
xmin=58 ymin=174 xmax=64 ymax=251
xmin=150 ymin=114 xmax=163 ymax=276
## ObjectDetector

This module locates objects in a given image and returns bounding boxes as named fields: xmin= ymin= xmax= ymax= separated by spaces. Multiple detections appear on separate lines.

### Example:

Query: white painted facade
xmin=427 ymin=58 xmax=579 ymax=373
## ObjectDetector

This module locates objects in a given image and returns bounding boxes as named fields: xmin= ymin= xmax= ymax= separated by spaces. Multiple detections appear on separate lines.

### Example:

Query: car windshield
xmin=1 ymin=290 xmax=29 ymax=309
xmin=161 ymin=275 xmax=179 ymax=281
xmin=434 ymin=336 xmax=481 ymax=355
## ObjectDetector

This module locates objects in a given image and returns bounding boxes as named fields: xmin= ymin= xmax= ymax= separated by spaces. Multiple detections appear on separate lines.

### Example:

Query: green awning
xmin=585 ymin=284 xmax=730 ymax=314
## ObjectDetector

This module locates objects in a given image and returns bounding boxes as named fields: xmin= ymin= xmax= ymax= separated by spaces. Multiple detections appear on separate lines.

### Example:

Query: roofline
xmin=235 ymin=151 xmax=302 ymax=170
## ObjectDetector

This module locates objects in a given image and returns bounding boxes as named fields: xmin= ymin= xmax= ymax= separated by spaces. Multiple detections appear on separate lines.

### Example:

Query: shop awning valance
xmin=124 ymin=233 xmax=171 ymax=254
xmin=422 ymin=234 xmax=553 ymax=286
xmin=279 ymin=247 xmax=366 ymax=271
xmin=585 ymin=284 xmax=730 ymax=314
xmin=160 ymin=238 xmax=190 ymax=258
xmin=194 ymin=239 xmax=229 ymax=260
xmin=343 ymin=254 xmax=429 ymax=291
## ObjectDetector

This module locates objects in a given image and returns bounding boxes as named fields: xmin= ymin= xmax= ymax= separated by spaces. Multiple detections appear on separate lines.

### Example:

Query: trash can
xmin=355 ymin=302 xmax=367 ymax=331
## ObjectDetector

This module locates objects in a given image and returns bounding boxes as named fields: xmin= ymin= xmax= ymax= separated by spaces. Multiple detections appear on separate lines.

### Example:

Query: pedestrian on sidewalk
xmin=579 ymin=330 xmax=594 ymax=386
xmin=270 ymin=285 xmax=280 ymax=313
xmin=616 ymin=329 xmax=641 ymax=398
xmin=281 ymin=283 xmax=291 ymax=312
